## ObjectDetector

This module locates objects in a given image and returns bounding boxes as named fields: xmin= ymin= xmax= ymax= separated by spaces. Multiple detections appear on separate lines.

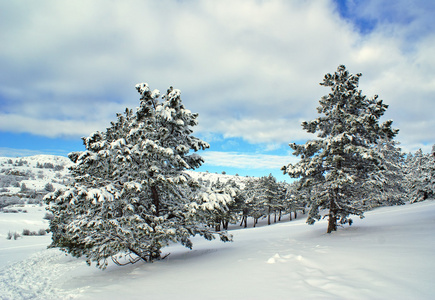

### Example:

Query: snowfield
xmin=1 ymin=201 xmax=434 ymax=299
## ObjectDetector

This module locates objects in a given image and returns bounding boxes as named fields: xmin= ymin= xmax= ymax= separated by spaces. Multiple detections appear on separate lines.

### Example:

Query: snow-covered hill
xmin=0 ymin=155 xmax=72 ymax=198
xmin=0 ymin=155 xmax=253 ymax=212
xmin=0 ymin=156 xmax=247 ymax=200
xmin=185 ymin=170 xmax=252 ymax=187
xmin=1 ymin=200 xmax=434 ymax=299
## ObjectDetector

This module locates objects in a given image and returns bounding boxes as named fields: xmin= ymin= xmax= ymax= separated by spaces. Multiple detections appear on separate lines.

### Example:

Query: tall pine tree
xmin=282 ymin=65 xmax=398 ymax=233
xmin=45 ymin=83 xmax=230 ymax=269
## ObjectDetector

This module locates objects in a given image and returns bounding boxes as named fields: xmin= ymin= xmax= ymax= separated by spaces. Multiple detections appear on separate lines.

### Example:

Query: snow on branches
xmin=282 ymin=65 xmax=398 ymax=233
xmin=45 ymin=82 xmax=229 ymax=269
xmin=406 ymin=146 xmax=435 ymax=203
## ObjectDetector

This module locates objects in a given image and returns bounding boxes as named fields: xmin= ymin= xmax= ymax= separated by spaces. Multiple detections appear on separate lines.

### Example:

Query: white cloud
xmin=199 ymin=117 xmax=313 ymax=144
xmin=0 ymin=113 xmax=105 ymax=138
xmin=0 ymin=0 xmax=434 ymax=153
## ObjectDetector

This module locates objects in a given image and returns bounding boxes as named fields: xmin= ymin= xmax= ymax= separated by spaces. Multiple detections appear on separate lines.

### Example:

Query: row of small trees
xmin=194 ymin=140 xmax=434 ymax=232
xmin=45 ymin=65 xmax=434 ymax=269
xmin=196 ymin=174 xmax=305 ymax=231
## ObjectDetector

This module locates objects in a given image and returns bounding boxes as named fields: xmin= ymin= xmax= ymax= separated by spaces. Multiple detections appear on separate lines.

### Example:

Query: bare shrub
xmin=22 ymin=228 xmax=47 ymax=236
xmin=7 ymin=231 xmax=21 ymax=240
xmin=43 ymin=212 xmax=54 ymax=221
xmin=22 ymin=229 xmax=37 ymax=236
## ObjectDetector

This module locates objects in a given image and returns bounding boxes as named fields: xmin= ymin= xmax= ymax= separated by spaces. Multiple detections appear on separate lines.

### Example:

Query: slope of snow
xmin=1 ymin=201 xmax=434 ymax=299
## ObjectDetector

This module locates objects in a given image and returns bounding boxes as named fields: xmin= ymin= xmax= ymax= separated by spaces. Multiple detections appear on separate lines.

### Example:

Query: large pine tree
xmin=45 ymin=83 xmax=230 ymax=269
xmin=282 ymin=65 xmax=398 ymax=233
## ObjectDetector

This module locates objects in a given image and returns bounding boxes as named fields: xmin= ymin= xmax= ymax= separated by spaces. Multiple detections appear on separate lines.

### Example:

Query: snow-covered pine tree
xmin=45 ymin=83 xmax=230 ymax=269
xmin=189 ymin=178 xmax=238 ymax=231
xmin=275 ymin=182 xmax=288 ymax=222
xmin=257 ymin=174 xmax=281 ymax=225
xmin=430 ymin=145 xmax=435 ymax=199
xmin=238 ymin=179 xmax=255 ymax=228
xmin=369 ymin=140 xmax=406 ymax=207
xmin=242 ymin=178 xmax=266 ymax=227
xmin=406 ymin=149 xmax=424 ymax=202
xmin=238 ymin=175 xmax=284 ymax=226
xmin=282 ymin=65 xmax=398 ymax=233
xmin=284 ymin=180 xmax=308 ymax=221
xmin=221 ymin=179 xmax=246 ymax=229
xmin=407 ymin=145 xmax=435 ymax=202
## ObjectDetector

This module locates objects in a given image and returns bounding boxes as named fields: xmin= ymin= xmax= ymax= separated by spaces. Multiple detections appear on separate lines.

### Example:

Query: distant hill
xmin=0 ymin=155 xmax=72 ymax=208
xmin=185 ymin=170 xmax=252 ymax=187
xmin=0 ymin=155 xmax=251 ymax=208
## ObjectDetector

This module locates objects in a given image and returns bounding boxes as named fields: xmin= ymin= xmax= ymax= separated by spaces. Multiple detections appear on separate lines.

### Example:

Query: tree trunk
xmin=289 ymin=211 xmax=292 ymax=221
xmin=149 ymin=249 xmax=161 ymax=261
xmin=327 ymin=212 xmax=337 ymax=233
xmin=240 ymin=211 xmax=248 ymax=228
xmin=294 ymin=210 xmax=297 ymax=219
xmin=327 ymin=193 xmax=338 ymax=233
xmin=129 ymin=247 xmax=160 ymax=262
xmin=223 ymin=220 xmax=229 ymax=230
xmin=151 ymin=186 xmax=160 ymax=217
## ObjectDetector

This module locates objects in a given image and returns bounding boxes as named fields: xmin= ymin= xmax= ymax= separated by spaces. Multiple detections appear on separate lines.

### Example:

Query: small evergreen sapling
xmin=45 ymin=83 xmax=231 ymax=269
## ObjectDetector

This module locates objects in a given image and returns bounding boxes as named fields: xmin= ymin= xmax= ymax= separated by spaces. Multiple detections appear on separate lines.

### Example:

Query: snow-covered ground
xmin=1 ymin=200 xmax=434 ymax=299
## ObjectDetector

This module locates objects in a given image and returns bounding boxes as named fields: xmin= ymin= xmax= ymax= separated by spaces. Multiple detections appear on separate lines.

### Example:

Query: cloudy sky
xmin=1 ymin=0 xmax=434 ymax=181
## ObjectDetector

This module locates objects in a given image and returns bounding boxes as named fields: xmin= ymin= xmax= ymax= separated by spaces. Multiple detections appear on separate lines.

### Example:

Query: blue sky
xmin=1 ymin=0 xmax=434 ymax=182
